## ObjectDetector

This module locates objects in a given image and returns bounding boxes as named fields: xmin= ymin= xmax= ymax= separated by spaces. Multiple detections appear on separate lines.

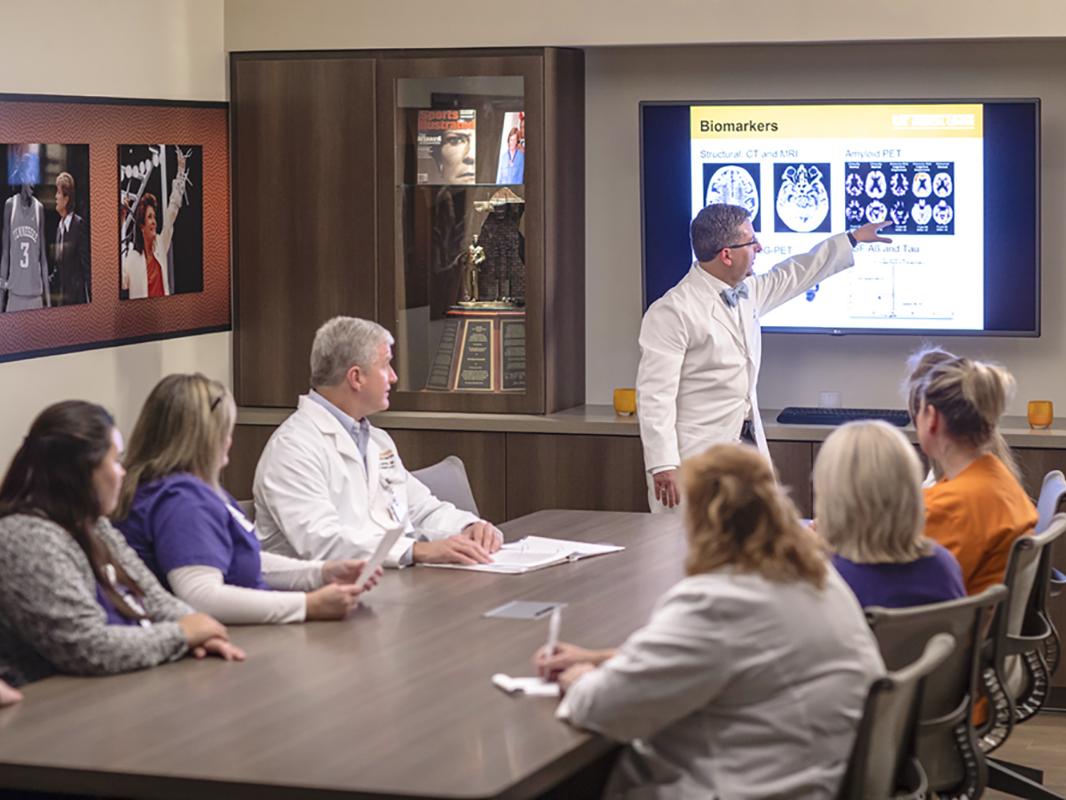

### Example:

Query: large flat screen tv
xmin=640 ymin=99 xmax=1040 ymax=336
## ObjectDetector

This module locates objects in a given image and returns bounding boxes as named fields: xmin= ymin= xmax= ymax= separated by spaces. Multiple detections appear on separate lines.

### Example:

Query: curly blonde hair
xmin=681 ymin=444 xmax=826 ymax=588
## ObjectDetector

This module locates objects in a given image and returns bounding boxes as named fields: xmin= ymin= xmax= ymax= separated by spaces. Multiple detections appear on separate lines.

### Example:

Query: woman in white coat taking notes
xmin=535 ymin=444 xmax=884 ymax=800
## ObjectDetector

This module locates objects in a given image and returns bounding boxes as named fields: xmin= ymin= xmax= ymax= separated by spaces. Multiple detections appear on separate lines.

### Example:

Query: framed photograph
xmin=0 ymin=143 xmax=91 ymax=312
xmin=0 ymin=94 xmax=229 ymax=363
xmin=118 ymin=144 xmax=204 ymax=299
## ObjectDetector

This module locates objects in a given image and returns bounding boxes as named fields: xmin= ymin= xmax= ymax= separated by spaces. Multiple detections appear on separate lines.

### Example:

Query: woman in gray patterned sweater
xmin=0 ymin=401 xmax=245 ymax=688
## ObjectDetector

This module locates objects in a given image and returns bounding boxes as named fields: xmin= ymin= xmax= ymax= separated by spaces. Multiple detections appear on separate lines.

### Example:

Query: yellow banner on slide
xmin=691 ymin=104 xmax=983 ymax=139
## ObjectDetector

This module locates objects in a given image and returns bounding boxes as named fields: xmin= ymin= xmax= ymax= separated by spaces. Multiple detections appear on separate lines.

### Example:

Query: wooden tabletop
xmin=0 ymin=510 xmax=688 ymax=800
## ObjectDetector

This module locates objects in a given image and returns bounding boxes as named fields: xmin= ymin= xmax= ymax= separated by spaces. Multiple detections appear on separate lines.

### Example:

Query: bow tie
xmin=720 ymin=282 xmax=750 ymax=308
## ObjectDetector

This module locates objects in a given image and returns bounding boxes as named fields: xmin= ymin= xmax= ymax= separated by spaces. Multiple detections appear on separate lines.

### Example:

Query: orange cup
xmin=613 ymin=388 xmax=637 ymax=417
xmin=1028 ymin=400 xmax=1054 ymax=429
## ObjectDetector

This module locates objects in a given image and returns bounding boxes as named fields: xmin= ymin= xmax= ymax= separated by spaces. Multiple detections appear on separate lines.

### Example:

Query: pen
xmin=546 ymin=606 xmax=561 ymax=656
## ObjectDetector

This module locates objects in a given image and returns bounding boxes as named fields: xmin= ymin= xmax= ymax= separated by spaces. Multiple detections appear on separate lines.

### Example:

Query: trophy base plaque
xmin=425 ymin=307 xmax=526 ymax=392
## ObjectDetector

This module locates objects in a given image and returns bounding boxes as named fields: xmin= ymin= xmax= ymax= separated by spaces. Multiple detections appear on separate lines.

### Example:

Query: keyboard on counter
xmin=776 ymin=406 xmax=911 ymax=427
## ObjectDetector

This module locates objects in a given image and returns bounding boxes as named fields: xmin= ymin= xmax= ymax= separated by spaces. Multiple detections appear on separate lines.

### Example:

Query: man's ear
xmin=345 ymin=364 xmax=363 ymax=391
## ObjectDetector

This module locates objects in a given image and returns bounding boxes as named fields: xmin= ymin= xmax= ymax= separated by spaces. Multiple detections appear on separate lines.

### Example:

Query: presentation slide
xmin=688 ymin=104 xmax=984 ymax=330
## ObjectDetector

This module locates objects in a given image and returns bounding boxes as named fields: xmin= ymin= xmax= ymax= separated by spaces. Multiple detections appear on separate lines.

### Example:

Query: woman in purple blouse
xmin=115 ymin=374 xmax=380 ymax=624
xmin=815 ymin=420 xmax=965 ymax=609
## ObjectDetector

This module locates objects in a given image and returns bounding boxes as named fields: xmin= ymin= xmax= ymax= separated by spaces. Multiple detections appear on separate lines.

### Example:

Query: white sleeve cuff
xmin=167 ymin=565 xmax=307 ymax=624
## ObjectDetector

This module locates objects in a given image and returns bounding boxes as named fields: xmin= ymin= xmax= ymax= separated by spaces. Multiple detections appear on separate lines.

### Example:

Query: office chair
xmin=837 ymin=632 xmax=956 ymax=800
xmin=866 ymin=585 xmax=1008 ymax=800
xmin=411 ymin=455 xmax=480 ymax=516
xmin=979 ymin=514 xmax=1066 ymax=800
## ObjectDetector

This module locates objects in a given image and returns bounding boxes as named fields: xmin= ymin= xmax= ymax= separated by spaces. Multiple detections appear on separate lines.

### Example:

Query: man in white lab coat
xmin=254 ymin=316 xmax=503 ymax=567
xmin=637 ymin=204 xmax=891 ymax=511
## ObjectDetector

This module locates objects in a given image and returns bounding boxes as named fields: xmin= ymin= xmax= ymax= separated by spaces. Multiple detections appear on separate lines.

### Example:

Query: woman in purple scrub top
xmin=115 ymin=374 xmax=381 ymax=625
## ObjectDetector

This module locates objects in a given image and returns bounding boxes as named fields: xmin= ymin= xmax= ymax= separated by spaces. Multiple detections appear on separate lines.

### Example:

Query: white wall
xmin=0 ymin=0 xmax=228 ymax=465
xmin=585 ymin=41 xmax=1066 ymax=413
xmin=224 ymin=0 xmax=1066 ymax=49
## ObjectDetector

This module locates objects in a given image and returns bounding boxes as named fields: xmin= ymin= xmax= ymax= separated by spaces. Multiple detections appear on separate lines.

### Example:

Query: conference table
xmin=0 ymin=510 xmax=688 ymax=799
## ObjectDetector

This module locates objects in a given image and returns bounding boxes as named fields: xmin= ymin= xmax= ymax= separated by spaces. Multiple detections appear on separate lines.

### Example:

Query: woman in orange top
xmin=906 ymin=347 xmax=1037 ymax=595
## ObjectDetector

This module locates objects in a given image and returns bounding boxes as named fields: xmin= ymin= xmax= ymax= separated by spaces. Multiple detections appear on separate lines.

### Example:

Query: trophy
xmin=474 ymin=187 xmax=526 ymax=307
xmin=458 ymin=235 xmax=486 ymax=305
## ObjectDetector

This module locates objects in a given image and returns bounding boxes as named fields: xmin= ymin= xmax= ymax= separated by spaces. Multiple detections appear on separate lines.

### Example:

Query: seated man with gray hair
xmin=254 ymin=316 xmax=503 ymax=568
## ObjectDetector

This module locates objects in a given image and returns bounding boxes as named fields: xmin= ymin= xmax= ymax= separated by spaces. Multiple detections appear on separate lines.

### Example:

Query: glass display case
xmin=394 ymin=74 xmax=528 ymax=396
xmin=378 ymin=51 xmax=583 ymax=414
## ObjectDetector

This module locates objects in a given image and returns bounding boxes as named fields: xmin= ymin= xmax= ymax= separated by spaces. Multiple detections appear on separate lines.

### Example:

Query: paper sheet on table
xmin=492 ymin=673 xmax=561 ymax=697
xmin=424 ymin=535 xmax=624 ymax=574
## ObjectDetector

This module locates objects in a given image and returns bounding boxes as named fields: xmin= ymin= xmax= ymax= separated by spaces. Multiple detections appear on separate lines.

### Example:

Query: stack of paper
xmin=492 ymin=674 xmax=560 ymax=697
xmin=425 ymin=535 xmax=624 ymax=574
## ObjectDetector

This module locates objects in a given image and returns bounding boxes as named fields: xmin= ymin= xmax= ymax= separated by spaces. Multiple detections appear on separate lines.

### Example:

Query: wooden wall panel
xmin=506 ymin=433 xmax=647 ymax=518
xmin=768 ymin=440 xmax=813 ymax=519
xmin=223 ymin=424 xmax=277 ymax=501
xmin=231 ymin=56 xmax=377 ymax=406
xmin=384 ymin=429 xmax=507 ymax=524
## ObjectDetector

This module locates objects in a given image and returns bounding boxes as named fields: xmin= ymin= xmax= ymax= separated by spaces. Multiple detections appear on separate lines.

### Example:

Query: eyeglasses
xmin=209 ymin=395 xmax=223 ymax=412
xmin=724 ymin=238 xmax=759 ymax=250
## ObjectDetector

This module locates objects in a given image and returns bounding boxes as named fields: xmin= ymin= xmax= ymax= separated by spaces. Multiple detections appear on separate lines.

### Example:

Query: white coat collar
xmin=688 ymin=262 xmax=746 ymax=352
xmin=297 ymin=394 xmax=365 ymax=467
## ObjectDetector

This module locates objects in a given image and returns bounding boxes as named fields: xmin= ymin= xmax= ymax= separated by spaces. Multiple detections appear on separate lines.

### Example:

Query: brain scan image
xmin=912 ymin=171 xmax=932 ymax=198
xmin=933 ymin=172 xmax=953 ymax=198
xmin=912 ymin=198 xmax=932 ymax=225
xmin=890 ymin=173 xmax=909 ymax=196
xmin=933 ymin=200 xmax=954 ymax=225
xmin=775 ymin=164 xmax=829 ymax=232
xmin=845 ymin=173 xmax=864 ymax=196
xmin=846 ymin=199 xmax=865 ymax=225
xmin=890 ymin=201 xmax=910 ymax=226
xmin=706 ymin=165 xmax=759 ymax=220
xmin=864 ymin=170 xmax=887 ymax=199
xmin=866 ymin=200 xmax=887 ymax=224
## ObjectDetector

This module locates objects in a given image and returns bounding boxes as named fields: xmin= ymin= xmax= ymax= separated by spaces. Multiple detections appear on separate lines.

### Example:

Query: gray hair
xmin=309 ymin=316 xmax=394 ymax=388
xmin=690 ymin=203 xmax=750 ymax=262
xmin=814 ymin=420 xmax=929 ymax=564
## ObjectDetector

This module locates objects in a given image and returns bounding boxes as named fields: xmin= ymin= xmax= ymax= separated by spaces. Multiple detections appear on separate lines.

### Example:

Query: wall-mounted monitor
xmin=640 ymin=99 xmax=1040 ymax=336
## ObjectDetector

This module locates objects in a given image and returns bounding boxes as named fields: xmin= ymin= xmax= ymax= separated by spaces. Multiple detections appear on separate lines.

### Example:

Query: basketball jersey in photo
xmin=6 ymin=197 xmax=45 ymax=297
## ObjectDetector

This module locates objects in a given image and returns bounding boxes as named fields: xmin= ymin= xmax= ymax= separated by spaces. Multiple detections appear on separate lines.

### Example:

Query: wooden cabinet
xmin=230 ymin=48 xmax=584 ymax=413
xmin=230 ymin=56 xmax=378 ymax=406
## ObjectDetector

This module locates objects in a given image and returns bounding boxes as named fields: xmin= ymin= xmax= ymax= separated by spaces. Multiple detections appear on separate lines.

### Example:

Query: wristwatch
xmin=846 ymin=231 xmax=858 ymax=247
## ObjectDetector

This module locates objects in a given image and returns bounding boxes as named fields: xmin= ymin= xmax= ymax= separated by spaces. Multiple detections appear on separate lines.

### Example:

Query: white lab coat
xmin=557 ymin=568 xmax=884 ymax=800
xmin=637 ymin=234 xmax=854 ymax=484
xmin=253 ymin=395 xmax=480 ymax=568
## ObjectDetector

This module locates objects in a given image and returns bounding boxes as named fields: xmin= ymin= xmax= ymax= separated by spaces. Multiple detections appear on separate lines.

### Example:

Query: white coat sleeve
xmin=259 ymin=551 xmax=325 ymax=591
xmin=556 ymin=585 xmax=733 ymax=742
xmin=256 ymin=435 xmax=384 ymax=562
xmin=636 ymin=302 xmax=688 ymax=472
xmin=404 ymin=471 xmax=480 ymax=537
xmin=751 ymin=233 xmax=854 ymax=316
xmin=167 ymin=565 xmax=307 ymax=624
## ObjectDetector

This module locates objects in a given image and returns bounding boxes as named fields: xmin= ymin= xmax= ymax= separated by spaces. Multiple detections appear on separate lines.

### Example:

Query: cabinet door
xmin=231 ymin=56 xmax=377 ymax=406
xmin=377 ymin=54 xmax=546 ymax=413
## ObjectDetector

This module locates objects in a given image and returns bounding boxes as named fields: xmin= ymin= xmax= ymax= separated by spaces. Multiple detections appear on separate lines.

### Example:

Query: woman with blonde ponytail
xmin=531 ymin=444 xmax=883 ymax=799
xmin=905 ymin=347 xmax=1037 ymax=594
xmin=115 ymin=374 xmax=381 ymax=625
